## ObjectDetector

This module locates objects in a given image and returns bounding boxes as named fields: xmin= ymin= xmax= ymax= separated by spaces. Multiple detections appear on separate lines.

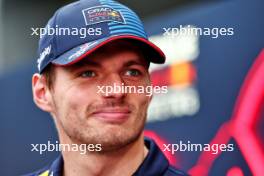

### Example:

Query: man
xmin=28 ymin=0 xmax=188 ymax=175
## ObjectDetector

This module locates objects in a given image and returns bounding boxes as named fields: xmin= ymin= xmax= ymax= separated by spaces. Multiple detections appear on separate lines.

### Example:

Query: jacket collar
xmin=47 ymin=138 xmax=169 ymax=176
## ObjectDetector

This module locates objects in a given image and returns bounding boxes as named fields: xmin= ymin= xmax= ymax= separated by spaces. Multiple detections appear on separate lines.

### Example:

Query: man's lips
xmin=91 ymin=108 xmax=131 ymax=122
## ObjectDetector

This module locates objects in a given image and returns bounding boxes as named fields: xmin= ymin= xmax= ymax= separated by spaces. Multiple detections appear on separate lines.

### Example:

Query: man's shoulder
xmin=164 ymin=165 xmax=189 ymax=176
xmin=21 ymin=162 xmax=188 ymax=176
xmin=21 ymin=167 xmax=50 ymax=176
xmin=22 ymin=155 xmax=63 ymax=176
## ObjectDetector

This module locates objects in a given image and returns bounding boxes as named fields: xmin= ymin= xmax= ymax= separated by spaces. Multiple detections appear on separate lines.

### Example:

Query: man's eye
xmin=80 ymin=71 xmax=96 ymax=78
xmin=125 ymin=69 xmax=141 ymax=77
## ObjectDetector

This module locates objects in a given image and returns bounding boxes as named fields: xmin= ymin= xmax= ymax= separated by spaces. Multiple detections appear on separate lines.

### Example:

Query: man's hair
xmin=42 ymin=64 xmax=55 ymax=89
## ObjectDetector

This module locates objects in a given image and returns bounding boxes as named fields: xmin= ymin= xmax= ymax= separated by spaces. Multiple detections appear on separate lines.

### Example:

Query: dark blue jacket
xmin=23 ymin=138 xmax=188 ymax=176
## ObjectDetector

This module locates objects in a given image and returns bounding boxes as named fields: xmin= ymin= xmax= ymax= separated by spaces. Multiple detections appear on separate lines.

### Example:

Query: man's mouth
xmin=91 ymin=107 xmax=131 ymax=123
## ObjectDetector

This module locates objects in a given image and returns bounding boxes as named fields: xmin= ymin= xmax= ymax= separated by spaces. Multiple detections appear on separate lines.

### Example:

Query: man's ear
xmin=32 ymin=73 xmax=53 ymax=112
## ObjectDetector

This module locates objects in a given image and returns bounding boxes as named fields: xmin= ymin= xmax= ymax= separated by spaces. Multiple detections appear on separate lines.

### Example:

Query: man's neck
xmin=61 ymin=134 xmax=148 ymax=176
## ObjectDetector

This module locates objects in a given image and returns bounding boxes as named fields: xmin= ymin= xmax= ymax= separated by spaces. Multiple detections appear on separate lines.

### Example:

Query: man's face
xmin=48 ymin=41 xmax=151 ymax=152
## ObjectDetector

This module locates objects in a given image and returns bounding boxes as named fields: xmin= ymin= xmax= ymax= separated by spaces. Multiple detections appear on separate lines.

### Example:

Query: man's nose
xmin=100 ymin=74 xmax=126 ymax=99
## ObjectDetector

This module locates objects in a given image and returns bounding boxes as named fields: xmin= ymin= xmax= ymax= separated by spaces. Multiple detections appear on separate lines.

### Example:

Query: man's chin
xmin=97 ymin=131 xmax=143 ymax=153
xmin=84 ymin=124 xmax=143 ymax=153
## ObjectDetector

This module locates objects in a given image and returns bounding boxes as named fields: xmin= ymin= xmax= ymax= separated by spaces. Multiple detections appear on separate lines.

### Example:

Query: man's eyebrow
xmin=67 ymin=59 xmax=147 ymax=72
xmin=123 ymin=60 xmax=147 ymax=68
xmin=70 ymin=60 xmax=101 ymax=69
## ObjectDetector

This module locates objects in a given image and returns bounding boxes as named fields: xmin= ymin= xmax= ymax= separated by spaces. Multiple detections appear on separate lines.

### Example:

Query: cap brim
xmin=51 ymin=35 xmax=165 ymax=66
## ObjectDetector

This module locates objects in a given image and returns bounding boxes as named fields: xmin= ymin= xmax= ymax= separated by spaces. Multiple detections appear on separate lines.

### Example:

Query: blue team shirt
xmin=24 ymin=138 xmax=188 ymax=176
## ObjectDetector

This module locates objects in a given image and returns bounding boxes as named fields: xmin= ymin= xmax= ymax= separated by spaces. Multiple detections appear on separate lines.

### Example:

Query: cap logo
xmin=82 ymin=5 xmax=125 ymax=26
xmin=37 ymin=45 xmax=51 ymax=71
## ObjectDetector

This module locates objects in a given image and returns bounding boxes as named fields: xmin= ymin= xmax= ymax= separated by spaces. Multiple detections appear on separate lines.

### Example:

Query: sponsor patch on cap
xmin=82 ymin=5 xmax=125 ymax=26
xmin=37 ymin=45 xmax=51 ymax=71
xmin=67 ymin=41 xmax=98 ymax=61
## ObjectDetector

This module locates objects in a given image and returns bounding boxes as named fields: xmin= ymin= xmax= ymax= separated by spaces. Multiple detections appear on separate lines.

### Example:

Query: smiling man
xmin=27 ymin=0 xmax=187 ymax=176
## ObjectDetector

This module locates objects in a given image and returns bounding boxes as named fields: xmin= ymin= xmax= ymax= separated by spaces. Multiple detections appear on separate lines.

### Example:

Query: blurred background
xmin=0 ymin=0 xmax=263 ymax=175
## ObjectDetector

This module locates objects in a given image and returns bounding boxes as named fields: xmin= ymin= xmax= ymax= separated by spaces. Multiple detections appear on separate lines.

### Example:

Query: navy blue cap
xmin=37 ymin=0 xmax=166 ymax=73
